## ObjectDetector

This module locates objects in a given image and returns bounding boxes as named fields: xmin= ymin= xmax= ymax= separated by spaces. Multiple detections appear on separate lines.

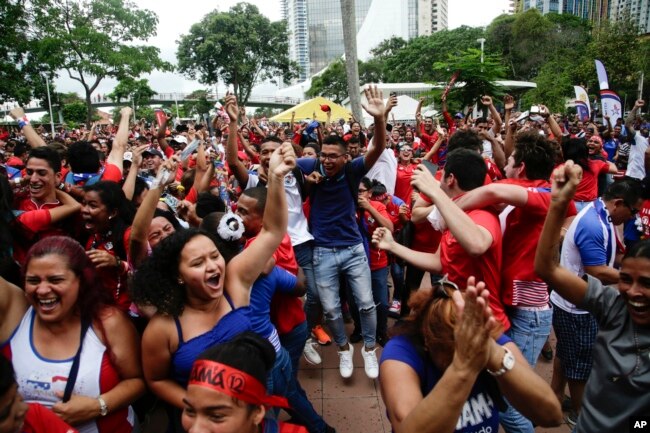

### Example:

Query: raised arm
xmin=372 ymin=227 xmax=441 ymax=274
xmin=106 ymin=107 xmax=131 ymax=171
xmin=129 ymin=157 xmax=178 ymax=268
xmin=226 ymin=142 xmax=294 ymax=303
xmin=224 ymin=94 xmax=250 ymax=187
xmin=411 ymin=166 xmax=493 ymax=257
xmin=10 ymin=107 xmax=46 ymax=148
xmin=482 ymin=96 xmax=502 ymax=135
xmin=534 ymin=161 xmax=588 ymax=305
xmin=0 ymin=276 xmax=29 ymax=343
xmin=156 ymin=110 xmax=171 ymax=154
xmin=362 ymin=86 xmax=387 ymax=170
xmin=626 ymin=99 xmax=644 ymax=137
xmin=122 ymin=144 xmax=148 ymax=201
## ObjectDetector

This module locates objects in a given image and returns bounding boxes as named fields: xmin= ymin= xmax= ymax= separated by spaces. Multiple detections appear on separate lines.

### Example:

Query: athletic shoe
xmin=311 ymin=325 xmax=332 ymax=346
xmin=566 ymin=410 xmax=578 ymax=428
xmin=338 ymin=344 xmax=354 ymax=378
xmin=388 ymin=299 xmax=401 ymax=317
xmin=541 ymin=345 xmax=554 ymax=362
xmin=303 ymin=338 xmax=322 ymax=365
xmin=361 ymin=347 xmax=379 ymax=379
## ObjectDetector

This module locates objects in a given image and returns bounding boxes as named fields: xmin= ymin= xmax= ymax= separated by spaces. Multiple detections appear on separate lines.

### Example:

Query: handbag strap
xmin=62 ymin=318 xmax=92 ymax=403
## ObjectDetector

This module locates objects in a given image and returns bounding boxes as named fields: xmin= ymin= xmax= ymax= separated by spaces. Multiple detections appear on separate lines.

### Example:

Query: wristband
xmin=17 ymin=116 xmax=30 ymax=130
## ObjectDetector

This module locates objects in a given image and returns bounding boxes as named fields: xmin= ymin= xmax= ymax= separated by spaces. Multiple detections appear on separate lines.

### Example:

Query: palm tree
xmin=340 ymin=0 xmax=364 ymax=125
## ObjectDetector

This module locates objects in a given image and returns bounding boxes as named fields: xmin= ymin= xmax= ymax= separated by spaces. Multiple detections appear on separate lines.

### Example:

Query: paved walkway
xmin=296 ymin=321 xmax=572 ymax=433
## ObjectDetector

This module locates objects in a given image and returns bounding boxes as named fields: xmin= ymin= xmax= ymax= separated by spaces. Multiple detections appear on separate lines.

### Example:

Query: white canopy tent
xmin=360 ymin=95 xmax=436 ymax=124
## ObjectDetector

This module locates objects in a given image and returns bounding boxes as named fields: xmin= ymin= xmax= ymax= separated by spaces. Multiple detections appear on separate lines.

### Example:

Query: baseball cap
xmin=170 ymin=135 xmax=188 ymax=145
xmin=454 ymin=112 xmax=464 ymax=119
xmin=143 ymin=148 xmax=163 ymax=158
xmin=123 ymin=151 xmax=133 ymax=162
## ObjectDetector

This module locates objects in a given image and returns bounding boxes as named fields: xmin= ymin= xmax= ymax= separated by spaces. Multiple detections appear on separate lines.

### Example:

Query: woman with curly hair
xmin=0 ymin=236 xmax=144 ymax=433
xmin=377 ymin=273 xmax=562 ymax=433
xmin=81 ymin=181 xmax=135 ymax=311
xmin=130 ymin=143 xmax=294 ymax=425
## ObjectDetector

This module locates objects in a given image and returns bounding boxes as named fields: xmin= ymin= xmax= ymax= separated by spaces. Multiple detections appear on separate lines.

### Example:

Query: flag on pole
xmin=574 ymin=86 xmax=591 ymax=121
xmin=595 ymin=60 xmax=609 ymax=90
xmin=600 ymin=90 xmax=622 ymax=126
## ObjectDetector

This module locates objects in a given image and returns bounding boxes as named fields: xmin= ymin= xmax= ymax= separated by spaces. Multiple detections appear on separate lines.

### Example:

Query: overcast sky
xmin=53 ymin=0 xmax=511 ymax=97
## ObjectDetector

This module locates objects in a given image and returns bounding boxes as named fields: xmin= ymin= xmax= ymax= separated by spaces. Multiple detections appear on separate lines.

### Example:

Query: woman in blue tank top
xmin=131 ymin=143 xmax=295 ymax=415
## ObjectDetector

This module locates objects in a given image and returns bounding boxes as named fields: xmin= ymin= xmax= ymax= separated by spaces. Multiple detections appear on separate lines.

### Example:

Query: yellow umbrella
xmin=270 ymin=96 xmax=353 ymax=123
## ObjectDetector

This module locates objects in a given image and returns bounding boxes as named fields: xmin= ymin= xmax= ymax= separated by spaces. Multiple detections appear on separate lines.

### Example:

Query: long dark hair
xmin=84 ymin=181 xmax=135 ymax=259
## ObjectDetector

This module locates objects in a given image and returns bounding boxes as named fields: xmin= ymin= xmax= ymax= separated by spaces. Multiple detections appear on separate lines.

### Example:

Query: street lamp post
xmin=44 ymin=75 xmax=55 ymax=135
xmin=477 ymin=38 xmax=486 ymax=64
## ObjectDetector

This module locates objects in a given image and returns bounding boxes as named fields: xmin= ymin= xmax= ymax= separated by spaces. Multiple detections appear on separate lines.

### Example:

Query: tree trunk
xmin=84 ymin=88 xmax=93 ymax=127
xmin=340 ymin=0 xmax=364 ymax=127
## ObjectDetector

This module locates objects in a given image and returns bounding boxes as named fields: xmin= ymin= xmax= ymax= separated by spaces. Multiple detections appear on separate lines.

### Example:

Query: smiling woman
xmin=130 ymin=142 xmax=293 ymax=431
xmin=0 ymin=236 xmax=145 ymax=433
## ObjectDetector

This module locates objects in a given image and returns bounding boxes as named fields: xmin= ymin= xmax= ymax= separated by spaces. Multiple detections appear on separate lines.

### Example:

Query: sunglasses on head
xmin=432 ymin=274 xmax=460 ymax=299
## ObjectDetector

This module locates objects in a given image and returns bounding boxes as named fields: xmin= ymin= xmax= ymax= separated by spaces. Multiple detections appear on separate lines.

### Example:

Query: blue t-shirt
xmin=250 ymin=266 xmax=297 ymax=346
xmin=380 ymin=334 xmax=510 ymax=433
xmin=603 ymin=138 xmax=618 ymax=161
xmin=297 ymin=157 xmax=367 ymax=247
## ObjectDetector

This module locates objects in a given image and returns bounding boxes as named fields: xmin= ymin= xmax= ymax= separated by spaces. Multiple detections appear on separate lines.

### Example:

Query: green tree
xmin=306 ymin=59 xmax=386 ymax=103
xmin=177 ymin=3 xmax=298 ymax=105
xmin=108 ymin=78 xmax=156 ymax=113
xmin=0 ymin=1 xmax=47 ymax=104
xmin=429 ymin=49 xmax=507 ymax=112
xmin=521 ymin=60 xmax=575 ymax=112
xmin=33 ymin=0 xmax=172 ymax=125
xmin=182 ymin=89 xmax=214 ymax=118
xmin=380 ymin=26 xmax=487 ymax=83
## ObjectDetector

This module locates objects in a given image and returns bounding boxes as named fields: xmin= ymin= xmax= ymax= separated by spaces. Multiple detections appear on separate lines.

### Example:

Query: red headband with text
xmin=189 ymin=360 xmax=289 ymax=408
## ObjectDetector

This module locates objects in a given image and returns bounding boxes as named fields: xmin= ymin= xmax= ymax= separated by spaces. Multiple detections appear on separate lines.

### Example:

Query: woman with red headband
xmin=182 ymin=332 xmax=306 ymax=433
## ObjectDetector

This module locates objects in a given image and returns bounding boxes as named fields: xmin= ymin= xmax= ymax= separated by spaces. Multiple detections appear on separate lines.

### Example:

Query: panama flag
xmin=600 ymin=90 xmax=623 ymax=126
xmin=574 ymin=86 xmax=591 ymax=121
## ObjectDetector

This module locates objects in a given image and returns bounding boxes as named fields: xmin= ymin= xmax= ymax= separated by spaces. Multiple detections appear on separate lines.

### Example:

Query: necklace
xmin=610 ymin=325 xmax=650 ymax=382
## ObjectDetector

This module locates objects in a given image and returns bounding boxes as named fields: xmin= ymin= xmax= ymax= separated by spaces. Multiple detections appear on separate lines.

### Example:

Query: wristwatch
xmin=487 ymin=346 xmax=515 ymax=377
xmin=97 ymin=396 xmax=108 ymax=417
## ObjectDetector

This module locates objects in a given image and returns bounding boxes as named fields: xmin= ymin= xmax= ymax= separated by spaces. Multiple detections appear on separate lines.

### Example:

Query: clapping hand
xmin=451 ymin=276 xmax=497 ymax=375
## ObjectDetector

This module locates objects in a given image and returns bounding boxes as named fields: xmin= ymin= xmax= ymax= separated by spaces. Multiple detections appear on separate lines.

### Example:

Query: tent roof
xmin=270 ymin=96 xmax=352 ymax=123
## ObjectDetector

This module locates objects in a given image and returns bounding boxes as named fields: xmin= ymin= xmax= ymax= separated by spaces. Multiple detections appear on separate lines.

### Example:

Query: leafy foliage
xmin=32 ymin=0 xmax=171 ymax=125
xmin=429 ymin=49 xmax=507 ymax=111
xmin=177 ymin=3 xmax=299 ymax=105
xmin=108 ymin=77 xmax=156 ymax=113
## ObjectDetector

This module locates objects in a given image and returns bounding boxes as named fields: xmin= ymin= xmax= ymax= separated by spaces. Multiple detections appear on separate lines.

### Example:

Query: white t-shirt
xmin=246 ymin=172 xmax=313 ymax=246
xmin=365 ymin=139 xmax=397 ymax=194
xmin=625 ymin=132 xmax=648 ymax=180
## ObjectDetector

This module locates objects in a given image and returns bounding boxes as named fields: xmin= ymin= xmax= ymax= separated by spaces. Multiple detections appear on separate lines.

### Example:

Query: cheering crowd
xmin=0 ymin=86 xmax=649 ymax=433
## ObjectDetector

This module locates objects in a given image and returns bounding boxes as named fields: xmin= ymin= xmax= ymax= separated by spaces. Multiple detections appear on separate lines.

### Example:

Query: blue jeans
xmin=371 ymin=267 xmax=389 ymax=338
xmin=279 ymin=321 xmax=308 ymax=383
xmin=499 ymin=307 xmax=553 ymax=433
xmin=390 ymin=261 xmax=405 ymax=301
xmin=294 ymin=241 xmax=320 ymax=331
xmin=313 ymin=244 xmax=377 ymax=348
xmin=267 ymin=346 xmax=327 ymax=433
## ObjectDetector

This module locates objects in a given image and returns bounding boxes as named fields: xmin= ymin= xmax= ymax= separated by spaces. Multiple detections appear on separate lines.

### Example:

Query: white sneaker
xmin=338 ymin=344 xmax=354 ymax=378
xmin=303 ymin=338 xmax=322 ymax=365
xmin=362 ymin=347 xmax=379 ymax=379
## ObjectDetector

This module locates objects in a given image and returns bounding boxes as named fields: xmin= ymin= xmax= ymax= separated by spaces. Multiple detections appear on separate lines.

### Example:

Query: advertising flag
xmin=595 ymin=60 xmax=609 ymax=90
xmin=600 ymin=90 xmax=622 ymax=126
xmin=574 ymin=86 xmax=591 ymax=121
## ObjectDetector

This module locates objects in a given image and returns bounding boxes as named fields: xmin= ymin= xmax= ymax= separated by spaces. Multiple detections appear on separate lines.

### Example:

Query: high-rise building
xmin=522 ymin=0 xmax=564 ymax=14
xmin=282 ymin=0 xmax=311 ymax=82
xmin=283 ymin=0 xmax=448 ymax=82
xmin=610 ymin=0 xmax=650 ymax=33
xmin=563 ymin=0 xmax=610 ymax=24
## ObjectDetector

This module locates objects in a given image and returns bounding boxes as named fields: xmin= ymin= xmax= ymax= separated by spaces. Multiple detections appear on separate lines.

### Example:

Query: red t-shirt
xmin=22 ymin=403 xmax=78 ymax=433
xmin=359 ymin=201 xmax=391 ymax=270
xmin=245 ymin=234 xmax=306 ymax=335
xmin=574 ymin=159 xmax=610 ymax=201
xmin=638 ymin=199 xmax=650 ymax=239
xmin=418 ymin=124 xmax=439 ymax=154
xmin=439 ymin=209 xmax=508 ymax=330
xmin=394 ymin=163 xmax=417 ymax=204
xmin=497 ymin=179 xmax=577 ymax=307
xmin=85 ymin=227 xmax=132 ymax=312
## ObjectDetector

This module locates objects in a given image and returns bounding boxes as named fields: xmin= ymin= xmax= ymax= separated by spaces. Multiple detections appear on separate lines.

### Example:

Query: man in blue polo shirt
xmin=297 ymin=86 xmax=387 ymax=380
